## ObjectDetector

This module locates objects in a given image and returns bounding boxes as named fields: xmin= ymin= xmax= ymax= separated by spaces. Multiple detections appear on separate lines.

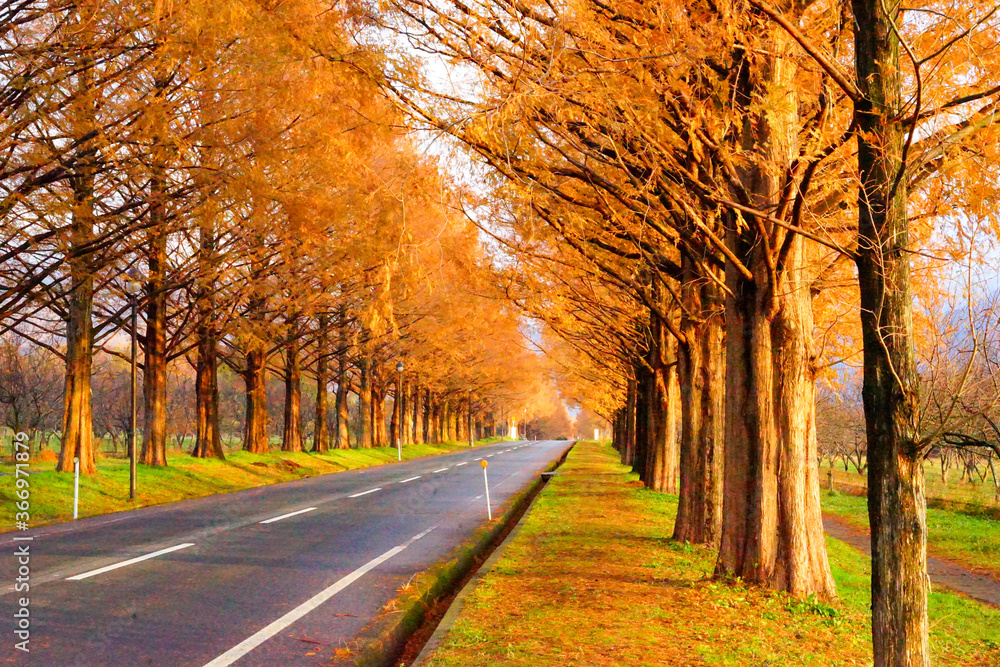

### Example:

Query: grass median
xmin=422 ymin=441 xmax=1000 ymax=667
xmin=1 ymin=438 xmax=510 ymax=531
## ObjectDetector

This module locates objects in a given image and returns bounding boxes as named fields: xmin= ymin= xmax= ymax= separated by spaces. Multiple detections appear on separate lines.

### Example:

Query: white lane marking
xmin=399 ymin=476 xmax=421 ymax=484
xmin=66 ymin=543 xmax=195 ymax=581
xmin=432 ymin=468 xmax=449 ymax=473
xmin=201 ymin=526 xmax=437 ymax=667
xmin=473 ymin=494 xmax=483 ymax=500
xmin=473 ymin=457 xmax=483 ymax=461
xmin=348 ymin=487 xmax=382 ymax=498
xmin=485 ymin=454 xmax=494 ymax=458
xmin=259 ymin=507 xmax=317 ymax=524
xmin=455 ymin=462 xmax=469 ymax=467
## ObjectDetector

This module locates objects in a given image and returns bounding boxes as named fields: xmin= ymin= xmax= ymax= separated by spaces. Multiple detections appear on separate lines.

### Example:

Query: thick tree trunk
xmin=413 ymin=382 xmax=424 ymax=444
xmin=358 ymin=358 xmax=372 ymax=448
xmin=58 ymin=3 xmax=98 ymax=475
xmin=243 ymin=342 xmax=269 ymax=453
xmin=853 ymin=2 xmax=928 ymax=664
xmin=59 ymin=212 xmax=97 ymax=474
xmin=140 ymin=199 xmax=168 ymax=467
xmin=192 ymin=220 xmax=223 ymax=460
xmin=193 ymin=325 xmax=224 ymax=459
xmin=716 ymin=228 xmax=834 ymax=596
xmin=334 ymin=356 xmax=350 ymax=450
xmin=282 ymin=328 xmax=303 ymax=452
xmin=312 ymin=318 xmax=329 ymax=453
xmin=441 ymin=399 xmax=451 ymax=441
xmin=389 ymin=380 xmax=399 ymax=449
xmin=313 ymin=358 xmax=329 ymax=453
xmin=401 ymin=377 xmax=412 ymax=445
xmin=633 ymin=358 xmax=652 ymax=482
xmin=714 ymin=25 xmax=833 ymax=598
xmin=674 ymin=280 xmax=724 ymax=544
xmin=372 ymin=376 xmax=387 ymax=447
xmin=644 ymin=315 xmax=679 ymax=493
xmin=622 ymin=377 xmax=637 ymax=466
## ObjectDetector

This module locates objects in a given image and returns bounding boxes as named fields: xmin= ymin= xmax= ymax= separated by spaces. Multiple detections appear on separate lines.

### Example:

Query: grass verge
xmin=822 ymin=491 xmax=1000 ymax=580
xmin=422 ymin=441 xmax=1000 ymax=667
xmin=0 ymin=438 xmax=511 ymax=531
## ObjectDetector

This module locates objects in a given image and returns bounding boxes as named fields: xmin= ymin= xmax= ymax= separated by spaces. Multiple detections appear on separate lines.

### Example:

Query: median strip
xmin=259 ymin=507 xmax=317 ymax=524
xmin=201 ymin=526 xmax=437 ymax=667
xmin=66 ymin=543 xmax=195 ymax=581
xmin=348 ymin=488 xmax=382 ymax=498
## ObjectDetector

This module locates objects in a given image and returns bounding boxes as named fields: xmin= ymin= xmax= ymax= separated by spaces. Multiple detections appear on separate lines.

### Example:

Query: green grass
xmin=822 ymin=490 xmax=1000 ymax=579
xmin=0 ymin=437 xmax=512 ymax=531
xmin=423 ymin=442 xmax=1000 ymax=667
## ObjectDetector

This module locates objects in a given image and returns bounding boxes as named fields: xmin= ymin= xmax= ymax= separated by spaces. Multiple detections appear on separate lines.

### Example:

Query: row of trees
xmin=0 ymin=2 xmax=556 ymax=474
xmin=358 ymin=1 xmax=1000 ymax=665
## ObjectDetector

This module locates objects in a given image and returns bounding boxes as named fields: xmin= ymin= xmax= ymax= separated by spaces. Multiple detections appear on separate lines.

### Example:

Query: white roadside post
xmin=73 ymin=456 xmax=80 ymax=519
xmin=481 ymin=459 xmax=492 ymax=520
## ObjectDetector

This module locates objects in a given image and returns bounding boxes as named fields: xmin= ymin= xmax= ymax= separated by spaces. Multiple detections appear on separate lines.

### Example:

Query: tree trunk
xmin=193 ymin=325 xmax=224 ymax=459
xmin=372 ymin=374 xmax=387 ymax=447
xmin=633 ymin=358 xmax=652 ymax=482
xmin=675 ymin=279 xmax=724 ymax=544
xmin=358 ymin=358 xmax=372 ymax=448
xmin=313 ymin=318 xmax=329 ymax=453
xmin=622 ymin=377 xmax=637 ymax=466
xmin=710 ymin=23 xmax=834 ymax=598
xmin=243 ymin=341 xmax=269 ymax=453
xmin=425 ymin=390 xmax=434 ymax=443
xmin=140 ymin=193 xmax=168 ymax=467
xmin=413 ymin=382 xmax=424 ymax=444
xmin=282 ymin=326 xmax=303 ymax=452
xmin=58 ymin=1 xmax=98 ymax=475
xmin=59 ymin=206 xmax=97 ymax=474
xmin=644 ymin=314 xmax=679 ymax=493
xmin=853 ymin=1 xmax=928 ymax=663
xmin=192 ymin=221 xmax=224 ymax=460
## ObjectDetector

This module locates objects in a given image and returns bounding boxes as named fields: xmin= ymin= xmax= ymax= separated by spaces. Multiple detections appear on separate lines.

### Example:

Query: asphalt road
xmin=1 ymin=440 xmax=571 ymax=666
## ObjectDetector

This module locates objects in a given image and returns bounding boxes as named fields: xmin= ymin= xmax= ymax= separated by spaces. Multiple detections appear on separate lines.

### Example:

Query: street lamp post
xmin=125 ymin=270 xmax=143 ymax=501
xmin=395 ymin=360 xmax=404 ymax=461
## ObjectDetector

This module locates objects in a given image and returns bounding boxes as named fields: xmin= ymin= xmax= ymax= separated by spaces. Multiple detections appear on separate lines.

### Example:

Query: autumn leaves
xmin=0 ymin=3 xmax=547 ymax=474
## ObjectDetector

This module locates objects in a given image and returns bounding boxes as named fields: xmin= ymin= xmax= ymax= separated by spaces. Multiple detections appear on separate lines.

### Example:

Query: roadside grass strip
xmin=423 ymin=441 xmax=1000 ymax=667
xmin=822 ymin=491 xmax=1000 ymax=581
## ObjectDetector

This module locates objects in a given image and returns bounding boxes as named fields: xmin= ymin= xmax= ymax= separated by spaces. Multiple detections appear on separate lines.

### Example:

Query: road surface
xmin=2 ymin=440 xmax=570 ymax=666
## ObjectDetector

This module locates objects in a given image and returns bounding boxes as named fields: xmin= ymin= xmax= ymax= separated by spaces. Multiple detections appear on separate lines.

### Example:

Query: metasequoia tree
xmin=373 ymin=0 xmax=848 ymax=595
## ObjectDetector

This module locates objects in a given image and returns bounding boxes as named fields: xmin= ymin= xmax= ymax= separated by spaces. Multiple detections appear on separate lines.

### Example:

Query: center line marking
xmin=432 ymin=468 xmax=449 ymax=473
xmin=399 ymin=476 xmax=421 ymax=484
xmin=201 ymin=526 xmax=438 ymax=667
xmin=455 ymin=462 xmax=468 ymax=467
xmin=67 ymin=543 xmax=195 ymax=581
xmin=260 ymin=507 xmax=317 ymax=524
xmin=348 ymin=487 xmax=382 ymax=498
